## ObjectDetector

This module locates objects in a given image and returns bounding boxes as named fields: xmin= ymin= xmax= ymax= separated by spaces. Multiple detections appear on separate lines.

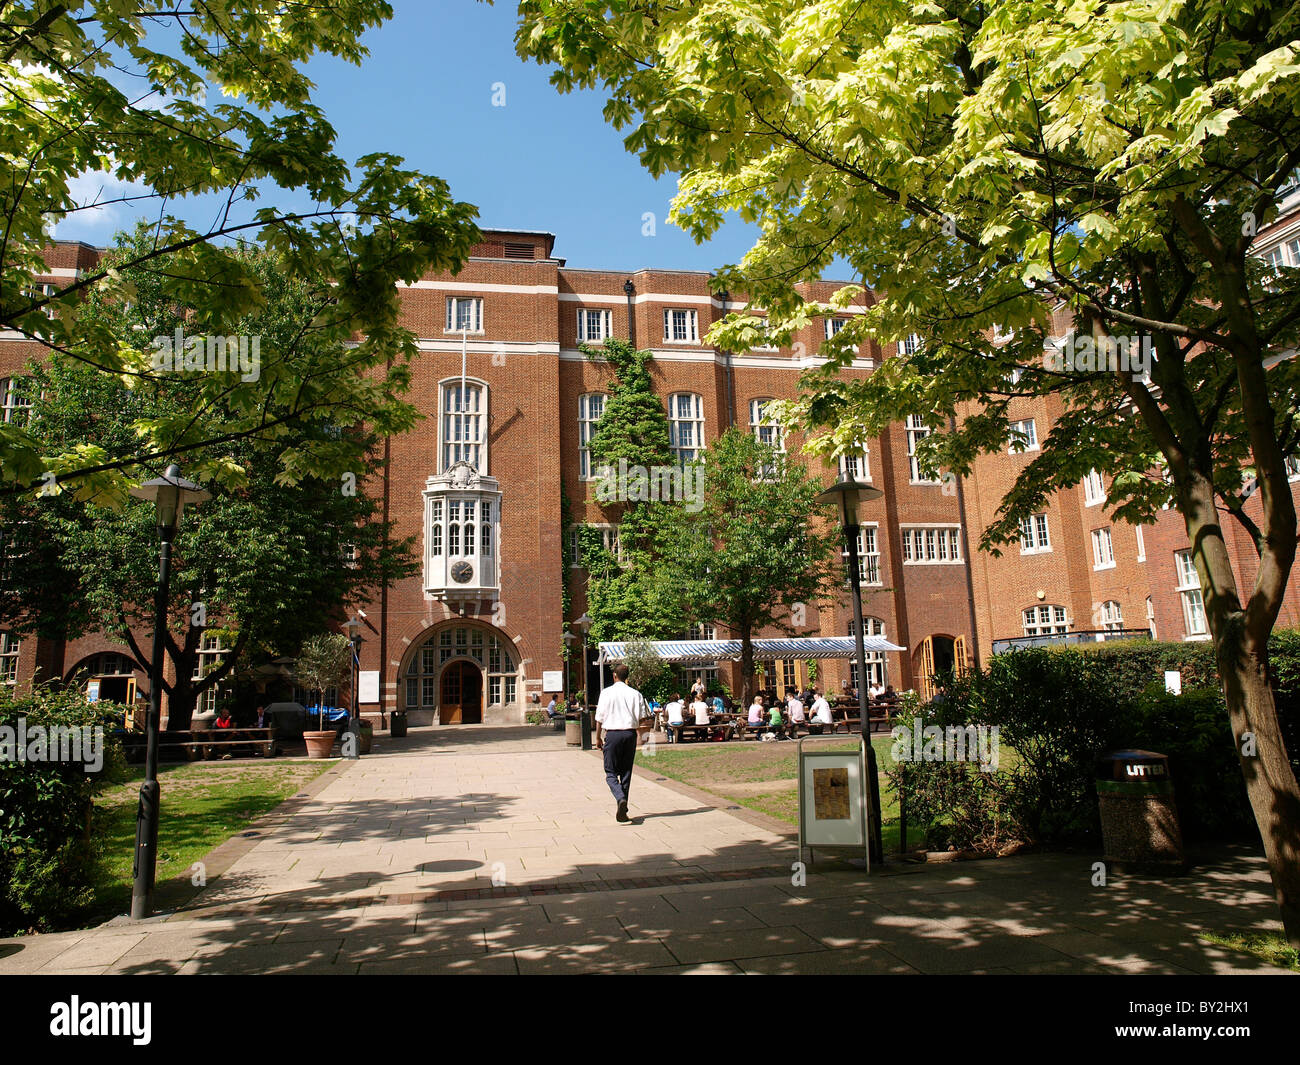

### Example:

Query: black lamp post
xmin=562 ymin=628 xmax=576 ymax=707
xmin=815 ymin=474 xmax=885 ymax=864
xmin=622 ymin=280 xmax=635 ymax=345
xmin=344 ymin=616 xmax=363 ymax=758
xmin=573 ymin=612 xmax=593 ymax=705
xmin=128 ymin=463 xmax=209 ymax=920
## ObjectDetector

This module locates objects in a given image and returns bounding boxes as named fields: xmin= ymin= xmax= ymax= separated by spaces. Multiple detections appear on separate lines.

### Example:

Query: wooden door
xmin=954 ymin=635 xmax=969 ymax=677
xmin=919 ymin=637 xmax=935 ymax=702
xmin=439 ymin=661 xmax=483 ymax=724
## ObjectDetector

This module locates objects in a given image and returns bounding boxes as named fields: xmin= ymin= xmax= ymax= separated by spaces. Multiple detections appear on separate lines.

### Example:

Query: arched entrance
xmin=439 ymin=659 xmax=483 ymax=724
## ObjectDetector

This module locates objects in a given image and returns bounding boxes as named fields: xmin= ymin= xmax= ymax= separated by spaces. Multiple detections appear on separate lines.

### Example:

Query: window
xmin=20 ymin=283 xmax=57 ymax=320
xmin=445 ymin=297 xmax=483 ymax=333
xmin=402 ymin=627 xmax=518 ymax=710
xmin=193 ymin=631 xmax=231 ymax=714
xmin=750 ymin=318 xmax=780 ymax=351
xmin=1286 ymin=455 xmax=1300 ymax=481
xmin=1092 ymin=527 xmax=1115 ymax=569
xmin=668 ymin=392 xmax=705 ymax=466
xmin=1083 ymin=469 xmax=1106 ymax=506
xmin=900 ymin=526 xmax=963 ymax=563
xmin=825 ymin=317 xmax=848 ymax=339
xmin=1019 ymin=513 xmax=1051 ymax=553
xmin=749 ymin=398 xmax=783 ymax=476
xmin=1175 ymin=550 xmax=1208 ymax=638
xmin=838 ymin=446 xmax=871 ymax=482
xmin=1146 ymin=596 xmax=1156 ymax=639
xmin=568 ymin=524 xmax=621 ymax=567
xmin=906 ymin=415 xmax=939 ymax=483
xmin=1099 ymin=600 xmax=1123 ymax=631
xmin=686 ymin=622 xmax=717 ymax=640
xmin=1008 ymin=419 xmax=1038 ymax=453
xmin=578 ymin=393 xmax=605 ymax=479
xmin=1135 ymin=525 xmax=1146 ymax=562
xmin=847 ymin=618 xmax=888 ymax=690
xmin=577 ymin=308 xmax=613 ymax=343
xmin=0 ymin=378 xmax=32 ymax=426
xmin=900 ymin=333 xmax=923 ymax=356
xmin=663 ymin=308 xmax=700 ymax=343
xmin=441 ymin=381 xmax=486 ymax=472
xmin=1022 ymin=605 xmax=1069 ymax=636
xmin=0 ymin=632 xmax=17 ymax=684
xmin=844 ymin=525 xmax=882 ymax=585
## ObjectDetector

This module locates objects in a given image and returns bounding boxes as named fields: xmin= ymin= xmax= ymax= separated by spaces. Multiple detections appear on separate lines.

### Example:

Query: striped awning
xmin=597 ymin=635 xmax=904 ymax=666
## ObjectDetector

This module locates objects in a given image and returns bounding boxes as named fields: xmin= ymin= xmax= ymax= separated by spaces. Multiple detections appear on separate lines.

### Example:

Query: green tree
xmin=294 ymin=632 xmax=354 ymax=709
xmin=650 ymin=428 xmax=841 ymax=706
xmin=576 ymin=337 xmax=680 ymax=643
xmin=517 ymin=0 xmax=1300 ymax=941
xmin=0 ymin=240 xmax=415 ymax=728
xmin=0 ymin=0 xmax=479 ymax=496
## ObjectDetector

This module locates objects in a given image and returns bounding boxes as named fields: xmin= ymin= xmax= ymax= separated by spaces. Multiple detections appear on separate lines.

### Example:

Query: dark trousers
xmin=603 ymin=729 xmax=638 ymax=804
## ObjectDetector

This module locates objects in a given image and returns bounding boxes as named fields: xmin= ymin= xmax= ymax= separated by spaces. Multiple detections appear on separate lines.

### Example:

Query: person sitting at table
xmin=254 ymin=704 xmax=268 ymax=728
xmin=767 ymin=700 xmax=786 ymax=738
xmin=787 ymin=691 xmax=805 ymax=734
xmin=869 ymin=681 xmax=885 ymax=701
xmin=664 ymin=693 xmax=685 ymax=742
xmin=690 ymin=693 xmax=711 ymax=726
xmin=214 ymin=707 xmax=236 ymax=730
xmin=883 ymin=685 xmax=898 ymax=702
xmin=711 ymin=692 xmax=725 ymax=716
xmin=810 ymin=689 xmax=834 ymax=734
xmin=747 ymin=695 xmax=764 ymax=727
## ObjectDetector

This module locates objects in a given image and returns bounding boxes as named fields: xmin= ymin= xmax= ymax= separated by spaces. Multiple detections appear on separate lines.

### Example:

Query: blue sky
xmin=59 ymin=1 xmax=761 ymax=274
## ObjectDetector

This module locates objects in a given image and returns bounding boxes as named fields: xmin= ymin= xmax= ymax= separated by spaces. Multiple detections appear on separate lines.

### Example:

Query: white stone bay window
xmin=423 ymin=461 xmax=501 ymax=599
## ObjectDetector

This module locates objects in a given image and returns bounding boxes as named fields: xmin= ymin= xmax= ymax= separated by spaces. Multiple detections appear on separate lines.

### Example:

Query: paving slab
xmin=2 ymin=725 xmax=1294 ymax=976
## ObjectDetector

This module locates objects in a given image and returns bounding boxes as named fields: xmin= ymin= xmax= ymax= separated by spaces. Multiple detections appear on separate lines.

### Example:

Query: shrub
xmin=0 ymin=685 xmax=126 ymax=934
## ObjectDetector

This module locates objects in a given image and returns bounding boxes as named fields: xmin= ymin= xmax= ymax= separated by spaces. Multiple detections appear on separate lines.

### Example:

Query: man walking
xmin=595 ymin=663 xmax=650 ymax=823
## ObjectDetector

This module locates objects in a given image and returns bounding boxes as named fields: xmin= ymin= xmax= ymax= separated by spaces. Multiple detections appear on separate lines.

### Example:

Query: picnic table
xmin=121 ymin=727 xmax=280 ymax=763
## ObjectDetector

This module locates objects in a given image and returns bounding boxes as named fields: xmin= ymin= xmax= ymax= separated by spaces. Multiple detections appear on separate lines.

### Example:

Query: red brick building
xmin=3 ymin=211 xmax=1298 ymax=723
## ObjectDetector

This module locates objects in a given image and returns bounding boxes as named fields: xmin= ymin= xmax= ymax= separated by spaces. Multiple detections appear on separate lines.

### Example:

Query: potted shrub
xmin=295 ymin=632 xmax=353 ymax=759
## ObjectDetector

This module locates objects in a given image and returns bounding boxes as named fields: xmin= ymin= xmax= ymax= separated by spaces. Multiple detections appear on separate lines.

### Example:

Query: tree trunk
xmin=1183 ymin=476 xmax=1300 ymax=948
xmin=1217 ymin=626 xmax=1300 ymax=947
xmin=164 ymin=677 xmax=197 ymax=731
xmin=738 ymin=624 xmax=754 ymax=708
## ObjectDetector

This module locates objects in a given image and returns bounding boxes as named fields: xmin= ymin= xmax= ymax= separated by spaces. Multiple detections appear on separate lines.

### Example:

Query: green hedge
xmin=893 ymin=633 xmax=1300 ymax=853
xmin=0 ymin=687 xmax=126 ymax=934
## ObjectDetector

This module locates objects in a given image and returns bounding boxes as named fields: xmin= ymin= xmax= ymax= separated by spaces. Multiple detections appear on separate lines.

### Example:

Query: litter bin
xmin=581 ymin=708 xmax=594 ymax=751
xmin=1096 ymin=749 xmax=1185 ymax=871
xmin=564 ymin=713 xmax=582 ymax=747
xmin=390 ymin=710 xmax=408 ymax=738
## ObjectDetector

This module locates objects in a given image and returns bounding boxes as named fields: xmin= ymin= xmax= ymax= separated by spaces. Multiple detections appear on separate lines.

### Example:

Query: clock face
xmin=450 ymin=561 xmax=474 ymax=584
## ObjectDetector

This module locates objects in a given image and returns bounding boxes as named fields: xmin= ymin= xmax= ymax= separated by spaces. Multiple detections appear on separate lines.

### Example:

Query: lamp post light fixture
xmin=815 ymin=474 xmax=885 ymax=864
xmin=622 ymin=280 xmax=635 ymax=345
xmin=128 ymin=463 xmax=210 ymax=920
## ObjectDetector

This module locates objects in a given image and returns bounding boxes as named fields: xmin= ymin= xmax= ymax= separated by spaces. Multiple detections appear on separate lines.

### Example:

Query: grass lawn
xmin=638 ymin=733 xmax=904 ymax=853
xmin=1199 ymin=930 xmax=1300 ymax=972
xmin=84 ymin=758 xmax=333 ymax=926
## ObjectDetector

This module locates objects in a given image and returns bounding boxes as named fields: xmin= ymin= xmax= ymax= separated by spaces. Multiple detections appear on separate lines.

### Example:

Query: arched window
xmin=668 ymin=392 xmax=705 ymax=466
xmin=1099 ymin=600 xmax=1123 ymax=631
xmin=578 ymin=393 xmax=605 ymax=479
xmin=1023 ymin=605 xmax=1069 ymax=636
xmin=441 ymin=380 xmax=486 ymax=473
xmin=402 ymin=627 xmax=518 ymax=710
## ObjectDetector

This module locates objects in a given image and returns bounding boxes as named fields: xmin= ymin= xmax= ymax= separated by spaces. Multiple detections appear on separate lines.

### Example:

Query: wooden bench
xmin=667 ymin=722 xmax=730 ymax=743
xmin=122 ymin=727 xmax=280 ymax=763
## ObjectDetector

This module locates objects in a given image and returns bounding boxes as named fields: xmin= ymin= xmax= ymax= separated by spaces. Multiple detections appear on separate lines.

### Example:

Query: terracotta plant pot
xmin=303 ymin=730 xmax=337 ymax=759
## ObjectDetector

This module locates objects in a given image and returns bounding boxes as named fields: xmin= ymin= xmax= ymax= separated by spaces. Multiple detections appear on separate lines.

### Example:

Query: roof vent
xmin=503 ymin=242 xmax=533 ymax=260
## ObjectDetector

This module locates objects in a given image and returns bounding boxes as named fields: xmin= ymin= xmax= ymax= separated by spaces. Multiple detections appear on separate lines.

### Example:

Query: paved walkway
xmin=0 ymin=727 xmax=1293 ymax=974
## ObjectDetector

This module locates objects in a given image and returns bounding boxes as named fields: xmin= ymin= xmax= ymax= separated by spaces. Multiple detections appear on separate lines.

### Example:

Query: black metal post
xmin=131 ymin=523 xmax=174 ymax=920
xmin=846 ymin=522 xmax=884 ymax=864
xmin=345 ymin=635 xmax=362 ymax=759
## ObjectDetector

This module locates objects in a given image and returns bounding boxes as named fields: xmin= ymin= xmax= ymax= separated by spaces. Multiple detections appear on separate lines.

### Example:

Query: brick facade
xmin=3 ymin=220 xmax=1298 ymax=723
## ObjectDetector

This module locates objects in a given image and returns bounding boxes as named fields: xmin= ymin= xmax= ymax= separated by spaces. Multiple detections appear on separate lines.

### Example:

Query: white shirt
xmin=691 ymin=699 xmax=710 ymax=725
xmin=596 ymin=681 xmax=650 ymax=731
xmin=812 ymin=696 xmax=833 ymax=724
xmin=788 ymin=697 xmax=805 ymax=722
xmin=665 ymin=700 xmax=685 ymax=725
